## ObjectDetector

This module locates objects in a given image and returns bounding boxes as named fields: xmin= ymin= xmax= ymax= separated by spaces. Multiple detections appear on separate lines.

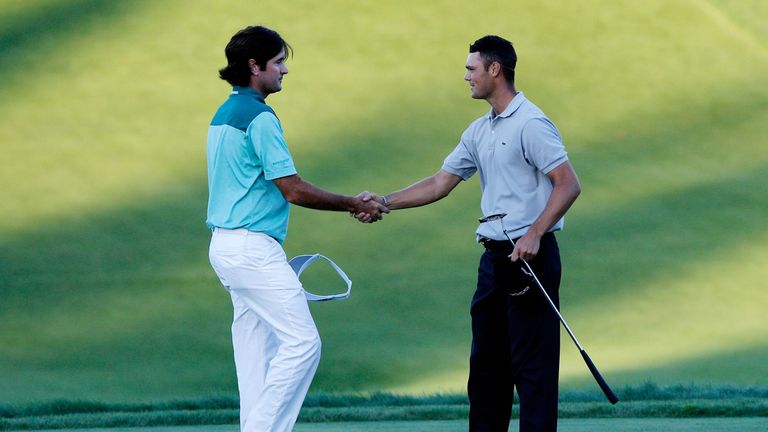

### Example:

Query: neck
xmin=248 ymin=78 xmax=269 ymax=98
xmin=487 ymin=85 xmax=518 ymax=116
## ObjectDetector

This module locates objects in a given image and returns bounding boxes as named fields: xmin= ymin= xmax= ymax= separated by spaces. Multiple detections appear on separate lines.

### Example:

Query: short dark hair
xmin=218 ymin=26 xmax=292 ymax=87
xmin=469 ymin=35 xmax=516 ymax=86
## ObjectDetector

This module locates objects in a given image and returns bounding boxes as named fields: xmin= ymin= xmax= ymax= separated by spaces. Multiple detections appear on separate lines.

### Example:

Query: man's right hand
xmin=352 ymin=194 xmax=388 ymax=223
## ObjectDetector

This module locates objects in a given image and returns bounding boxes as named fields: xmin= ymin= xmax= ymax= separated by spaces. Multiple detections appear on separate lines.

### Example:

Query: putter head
xmin=478 ymin=213 xmax=507 ymax=223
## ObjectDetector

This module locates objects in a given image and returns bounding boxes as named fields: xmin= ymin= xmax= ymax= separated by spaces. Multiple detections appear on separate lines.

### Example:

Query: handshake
xmin=350 ymin=191 xmax=388 ymax=223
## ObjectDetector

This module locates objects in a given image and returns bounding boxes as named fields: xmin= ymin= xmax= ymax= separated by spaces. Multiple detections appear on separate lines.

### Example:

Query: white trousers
xmin=209 ymin=228 xmax=321 ymax=432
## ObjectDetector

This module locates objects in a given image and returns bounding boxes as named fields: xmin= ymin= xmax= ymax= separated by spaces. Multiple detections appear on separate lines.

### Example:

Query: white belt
xmin=288 ymin=254 xmax=352 ymax=302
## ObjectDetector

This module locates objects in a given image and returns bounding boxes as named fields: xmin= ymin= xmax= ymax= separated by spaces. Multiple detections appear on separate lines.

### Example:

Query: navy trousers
xmin=468 ymin=232 xmax=561 ymax=432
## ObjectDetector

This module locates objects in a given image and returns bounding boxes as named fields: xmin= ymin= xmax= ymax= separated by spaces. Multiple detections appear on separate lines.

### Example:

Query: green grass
xmin=1 ymin=384 xmax=766 ymax=429
xmin=5 ymin=419 xmax=768 ymax=432
xmin=7 ymin=420 xmax=768 ymax=432
xmin=0 ymin=0 xmax=767 ymax=404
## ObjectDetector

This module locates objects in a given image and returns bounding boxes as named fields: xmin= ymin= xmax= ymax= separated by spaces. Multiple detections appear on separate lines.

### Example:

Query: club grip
xmin=580 ymin=349 xmax=619 ymax=404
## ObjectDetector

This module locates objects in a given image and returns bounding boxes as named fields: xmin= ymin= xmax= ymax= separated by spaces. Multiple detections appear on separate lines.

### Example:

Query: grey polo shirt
xmin=441 ymin=92 xmax=569 ymax=241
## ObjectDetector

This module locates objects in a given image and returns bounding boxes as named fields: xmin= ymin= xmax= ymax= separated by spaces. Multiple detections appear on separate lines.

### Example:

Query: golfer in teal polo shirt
xmin=207 ymin=84 xmax=295 ymax=242
xmin=206 ymin=26 xmax=387 ymax=432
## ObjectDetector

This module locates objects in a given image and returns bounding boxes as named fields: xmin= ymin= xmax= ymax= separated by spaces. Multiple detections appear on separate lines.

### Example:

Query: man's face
xmin=254 ymin=48 xmax=288 ymax=96
xmin=464 ymin=52 xmax=492 ymax=100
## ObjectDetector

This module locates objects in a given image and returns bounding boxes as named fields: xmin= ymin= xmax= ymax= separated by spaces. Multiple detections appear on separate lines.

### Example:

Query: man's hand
xmin=357 ymin=191 xmax=384 ymax=204
xmin=509 ymin=230 xmax=541 ymax=262
xmin=351 ymin=192 xmax=388 ymax=223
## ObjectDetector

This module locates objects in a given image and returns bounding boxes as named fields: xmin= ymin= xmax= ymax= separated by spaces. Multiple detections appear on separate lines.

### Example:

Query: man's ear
xmin=248 ymin=59 xmax=260 ymax=75
xmin=488 ymin=61 xmax=501 ymax=78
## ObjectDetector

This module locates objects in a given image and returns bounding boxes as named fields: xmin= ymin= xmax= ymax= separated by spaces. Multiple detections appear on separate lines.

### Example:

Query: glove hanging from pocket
xmin=288 ymin=254 xmax=352 ymax=302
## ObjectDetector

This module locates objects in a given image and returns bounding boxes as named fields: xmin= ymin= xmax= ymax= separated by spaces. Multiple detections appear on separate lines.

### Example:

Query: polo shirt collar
xmin=232 ymin=86 xmax=266 ymax=102
xmin=486 ymin=91 xmax=526 ymax=120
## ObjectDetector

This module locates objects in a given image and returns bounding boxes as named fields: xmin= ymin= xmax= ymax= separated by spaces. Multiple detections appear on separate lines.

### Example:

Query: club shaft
xmin=504 ymin=231 xmax=618 ymax=404
xmin=501 ymin=232 xmax=581 ymax=345
xmin=517 ymin=257 xmax=584 ymax=351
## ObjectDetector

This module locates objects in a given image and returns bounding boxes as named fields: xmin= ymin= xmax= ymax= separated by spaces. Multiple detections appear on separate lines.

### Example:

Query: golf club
xmin=478 ymin=213 xmax=619 ymax=405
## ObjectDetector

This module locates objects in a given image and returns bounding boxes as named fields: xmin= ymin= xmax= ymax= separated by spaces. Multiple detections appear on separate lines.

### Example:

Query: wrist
xmin=349 ymin=196 xmax=363 ymax=213
xmin=527 ymin=224 xmax=546 ymax=239
xmin=381 ymin=194 xmax=389 ymax=206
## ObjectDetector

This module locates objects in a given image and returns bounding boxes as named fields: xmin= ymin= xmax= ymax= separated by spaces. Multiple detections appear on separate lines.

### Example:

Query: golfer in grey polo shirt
xmin=359 ymin=35 xmax=581 ymax=432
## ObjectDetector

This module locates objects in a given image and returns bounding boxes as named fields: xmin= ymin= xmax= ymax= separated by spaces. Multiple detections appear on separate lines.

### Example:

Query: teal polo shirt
xmin=206 ymin=86 xmax=297 ymax=243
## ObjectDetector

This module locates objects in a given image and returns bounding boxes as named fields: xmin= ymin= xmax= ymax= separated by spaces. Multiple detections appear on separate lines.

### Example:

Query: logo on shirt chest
xmin=493 ymin=139 xmax=531 ymax=167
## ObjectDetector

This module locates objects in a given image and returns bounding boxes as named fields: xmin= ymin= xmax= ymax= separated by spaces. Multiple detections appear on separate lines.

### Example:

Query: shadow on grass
xmin=603 ymin=344 xmax=768 ymax=389
xmin=0 ymin=60 xmax=766 ymax=399
xmin=0 ymin=0 xmax=142 ymax=76
xmin=563 ymin=162 xmax=768 ymax=307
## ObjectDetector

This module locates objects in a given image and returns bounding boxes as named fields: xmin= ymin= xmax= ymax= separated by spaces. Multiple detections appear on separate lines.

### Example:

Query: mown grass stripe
xmin=0 ymin=409 xmax=238 ymax=431
xmin=2 ymin=384 xmax=767 ymax=420
xmin=1 ymin=398 xmax=767 ymax=430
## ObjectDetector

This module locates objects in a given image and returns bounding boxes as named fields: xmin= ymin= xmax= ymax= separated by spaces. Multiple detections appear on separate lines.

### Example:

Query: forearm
xmin=383 ymin=170 xmax=461 ymax=210
xmin=528 ymin=161 xmax=581 ymax=237
xmin=385 ymin=179 xmax=442 ymax=210
xmin=528 ymin=181 xmax=581 ymax=237
xmin=277 ymin=175 xmax=357 ymax=212
xmin=506 ymin=162 xmax=581 ymax=262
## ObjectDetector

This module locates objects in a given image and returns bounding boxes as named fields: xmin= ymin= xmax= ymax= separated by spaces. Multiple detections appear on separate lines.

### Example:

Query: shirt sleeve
xmin=441 ymin=128 xmax=477 ymax=180
xmin=521 ymin=117 xmax=568 ymax=174
xmin=247 ymin=112 xmax=298 ymax=180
